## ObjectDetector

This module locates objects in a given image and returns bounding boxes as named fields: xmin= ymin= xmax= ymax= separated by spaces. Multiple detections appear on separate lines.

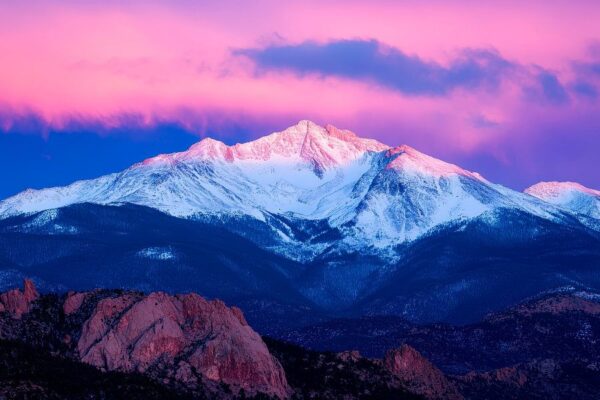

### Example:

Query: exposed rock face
xmin=63 ymin=291 xmax=88 ymax=315
xmin=23 ymin=280 xmax=39 ymax=302
xmin=76 ymin=291 xmax=289 ymax=399
xmin=384 ymin=345 xmax=463 ymax=400
xmin=0 ymin=279 xmax=39 ymax=319
xmin=0 ymin=282 xmax=290 ymax=398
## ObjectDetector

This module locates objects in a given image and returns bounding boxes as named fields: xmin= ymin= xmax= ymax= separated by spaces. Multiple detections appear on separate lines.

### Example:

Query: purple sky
xmin=1 ymin=1 xmax=600 ymax=197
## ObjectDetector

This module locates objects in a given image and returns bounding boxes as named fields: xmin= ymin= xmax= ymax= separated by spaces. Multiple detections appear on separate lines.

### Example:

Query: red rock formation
xmin=76 ymin=291 xmax=289 ymax=399
xmin=384 ymin=345 xmax=463 ymax=400
xmin=23 ymin=280 xmax=39 ymax=302
xmin=63 ymin=291 xmax=87 ymax=315
xmin=0 ymin=279 xmax=39 ymax=319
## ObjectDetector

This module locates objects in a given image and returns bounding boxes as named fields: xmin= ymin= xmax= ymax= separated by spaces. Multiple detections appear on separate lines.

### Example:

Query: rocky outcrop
xmin=63 ymin=291 xmax=88 ymax=315
xmin=0 ymin=282 xmax=290 ymax=399
xmin=0 ymin=279 xmax=39 ymax=319
xmin=76 ymin=291 xmax=289 ymax=399
xmin=384 ymin=345 xmax=463 ymax=400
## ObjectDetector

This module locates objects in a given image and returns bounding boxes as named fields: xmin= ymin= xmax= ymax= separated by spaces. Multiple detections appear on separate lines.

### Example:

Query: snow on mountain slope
xmin=0 ymin=121 xmax=388 ymax=221
xmin=525 ymin=182 xmax=600 ymax=218
xmin=338 ymin=145 xmax=562 ymax=249
xmin=0 ymin=120 xmax=579 ymax=257
xmin=151 ymin=120 xmax=390 ymax=170
xmin=0 ymin=174 xmax=119 ymax=219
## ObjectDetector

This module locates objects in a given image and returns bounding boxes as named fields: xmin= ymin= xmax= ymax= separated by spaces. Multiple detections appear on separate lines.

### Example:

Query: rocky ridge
xmin=2 ymin=280 xmax=600 ymax=399
xmin=384 ymin=345 xmax=463 ymax=400
xmin=0 ymin=280 xmax=289 ymax=399
xmin=0 ymin=278 xmax=39 ymax=318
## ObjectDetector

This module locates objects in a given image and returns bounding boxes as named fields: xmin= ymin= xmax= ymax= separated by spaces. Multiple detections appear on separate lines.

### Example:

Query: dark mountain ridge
xmin=1 ymin=202 xmax=599 ymax=333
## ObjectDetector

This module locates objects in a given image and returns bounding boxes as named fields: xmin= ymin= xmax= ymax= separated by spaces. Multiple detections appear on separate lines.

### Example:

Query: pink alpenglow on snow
xmin=385 ymin=145 xmax=486 ymax=180
xmin=525 ymin=181 xmax=600 ymax=200
xmin=525 ymin=181 xmax=600 ymax=218
xmin=142 ymin=120 xmax=389 ymax=171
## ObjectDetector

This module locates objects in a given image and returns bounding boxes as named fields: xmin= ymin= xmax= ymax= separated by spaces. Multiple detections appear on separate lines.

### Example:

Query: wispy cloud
xmin=235 ymin=40 xmax=514 ymax=96
xmin=235 ymin=39 xmax=595 ymax=108
xmin=534 ymin=70 xmax=569 ymax=104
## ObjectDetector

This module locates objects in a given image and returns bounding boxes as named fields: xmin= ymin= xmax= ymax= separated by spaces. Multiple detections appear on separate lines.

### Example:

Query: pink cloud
xmin=0 ymin=0 xmax=599 ymax=190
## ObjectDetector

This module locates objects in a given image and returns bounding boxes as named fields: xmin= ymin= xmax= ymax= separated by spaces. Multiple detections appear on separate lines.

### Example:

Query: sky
xmin=1 ymin=0 xmax=600 ymax=198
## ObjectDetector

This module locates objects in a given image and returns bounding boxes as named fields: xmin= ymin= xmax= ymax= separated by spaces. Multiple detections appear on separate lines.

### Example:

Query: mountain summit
xmin=142 ymin=120 xmax=389 ymax=173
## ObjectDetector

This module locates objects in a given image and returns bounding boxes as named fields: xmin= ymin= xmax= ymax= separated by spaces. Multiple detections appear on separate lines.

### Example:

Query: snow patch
xmin=18 ymin=209 xmax=79 ymax=234
xmin=137 ymin=247 xmax=177 ymax=261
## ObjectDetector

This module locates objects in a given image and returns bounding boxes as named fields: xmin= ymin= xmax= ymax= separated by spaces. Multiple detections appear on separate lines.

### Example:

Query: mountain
xmin=0 ymin=203 xmax=323 ymax=331
xmin=525 ymin=181 xmax=600 ymax=217
xmin=525 ymin=181 xmax=600 ymax=230
xmin=0 ymin=121 xmax=599 ymax=327
xmin=278 ymin=290 xmax=600 ymax=372
xmin=0 ymin=121 xmax=390 ymax=224
xmin=0 ymin=120 xmax=577 ymax=259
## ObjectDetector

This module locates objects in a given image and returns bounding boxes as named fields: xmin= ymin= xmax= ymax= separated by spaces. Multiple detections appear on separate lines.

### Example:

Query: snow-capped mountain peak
xmin=525 ymin=181 xmax=600 ymax=219
xmin=525 ymin=181 xmax=600 ymax=199
xmin=141 ymin=120 xmax=389 ymax=174
xmin=1 ymin=121 xmax=598 ymax=261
